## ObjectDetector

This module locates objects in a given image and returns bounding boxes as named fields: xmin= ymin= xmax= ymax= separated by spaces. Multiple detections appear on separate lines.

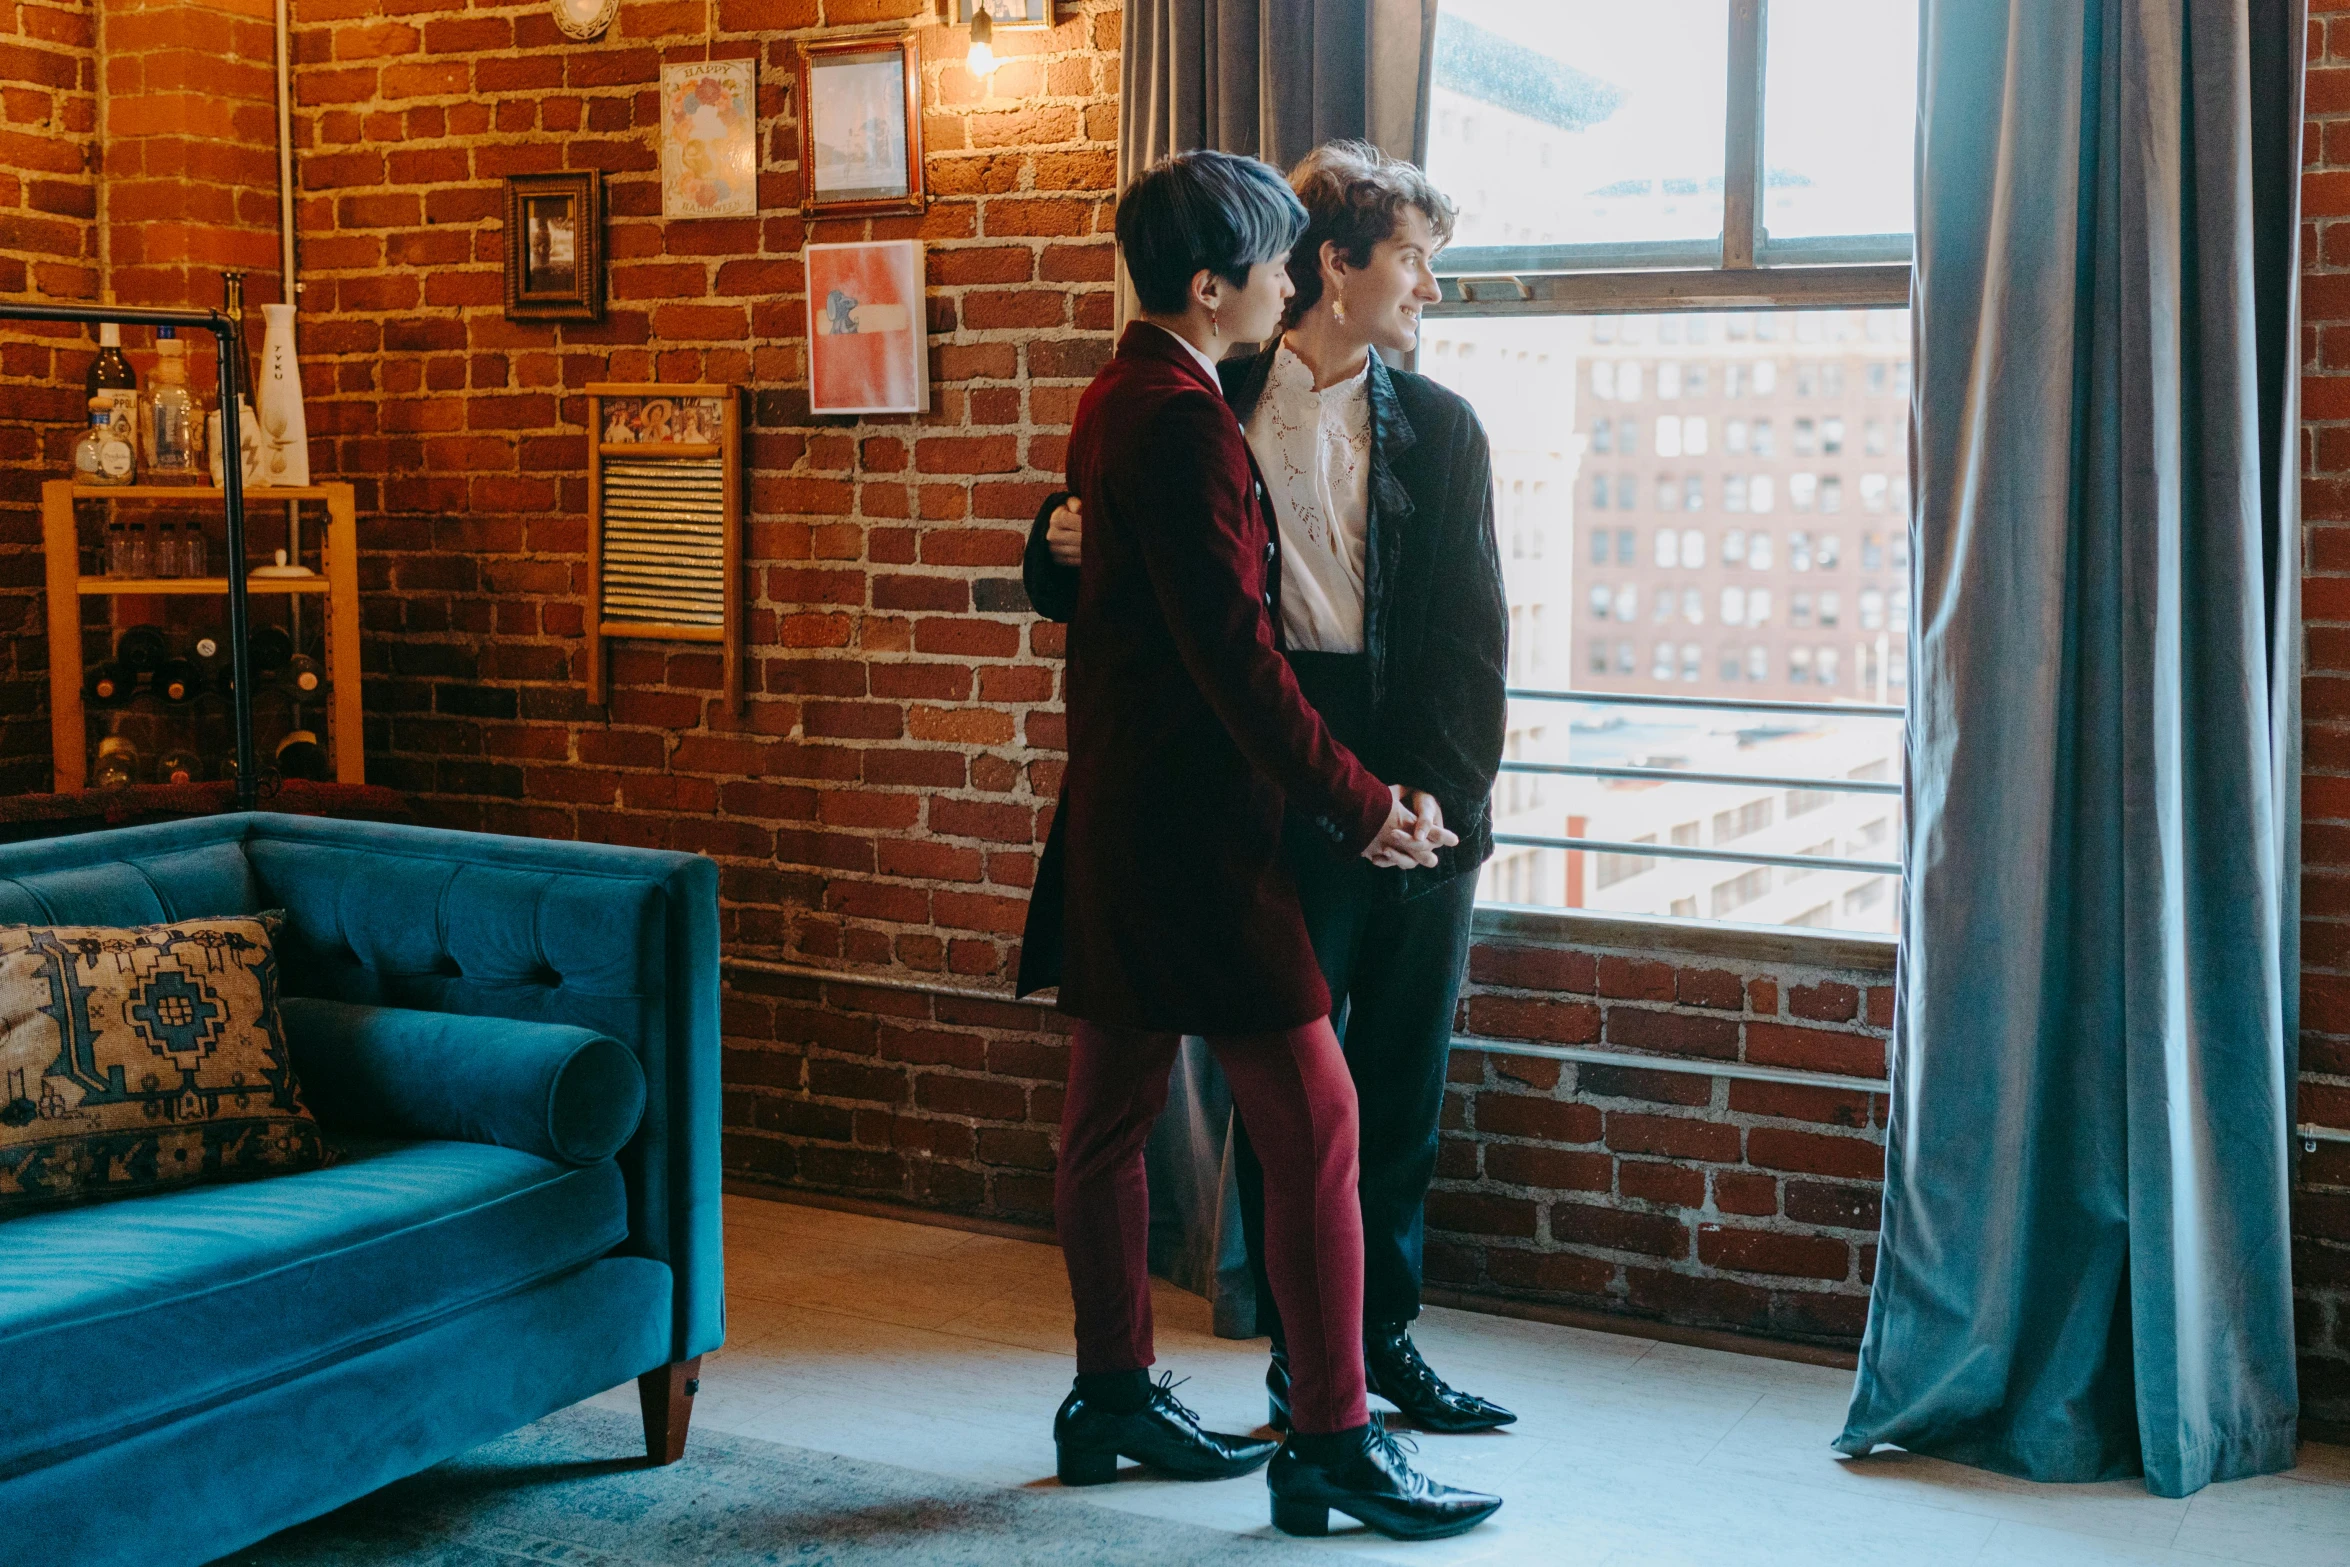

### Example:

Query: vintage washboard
xmin=585 ymin=381 xmax=744 ymax=713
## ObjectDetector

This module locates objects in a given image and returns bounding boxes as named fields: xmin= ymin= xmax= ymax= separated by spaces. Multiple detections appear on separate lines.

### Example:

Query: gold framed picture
xmin=795 ymin=37 xmax=925 ymax=217
xmin=502 ymin=170 xmax=602 ymax=323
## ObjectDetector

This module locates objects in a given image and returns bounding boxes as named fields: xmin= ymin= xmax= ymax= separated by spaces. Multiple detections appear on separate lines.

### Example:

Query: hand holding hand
xmin=1047 ymin=497 xmax=1083 ymax=568
xmin=1406 ymin=790 xmax=1452 ymax=851
xmin=1362 ymin=786 xmax=1457 ymax=870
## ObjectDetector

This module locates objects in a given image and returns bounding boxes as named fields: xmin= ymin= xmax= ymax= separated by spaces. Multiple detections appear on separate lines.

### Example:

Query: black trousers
xmin=1234 ymin=652 xmax=1480 ymax=1343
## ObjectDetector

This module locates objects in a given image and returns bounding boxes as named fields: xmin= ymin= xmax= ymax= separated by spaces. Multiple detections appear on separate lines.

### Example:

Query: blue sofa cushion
xmin=0 ymin=1135 xmax=627 ymax=1480
xmin=0 ymin=914 xmax=327 ymax=1215
xmin=282 ymin=998 xmax=647 ymax=1166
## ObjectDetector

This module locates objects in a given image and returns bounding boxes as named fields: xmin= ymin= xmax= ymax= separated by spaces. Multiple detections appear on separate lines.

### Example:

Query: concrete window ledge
xmin=1473 ymin=903 xmax=1898 ymax=979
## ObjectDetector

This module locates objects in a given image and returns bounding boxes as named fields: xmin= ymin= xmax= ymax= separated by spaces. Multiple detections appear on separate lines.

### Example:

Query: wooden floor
xmin=578 ymin=1193 xmax=2350 ymax=1565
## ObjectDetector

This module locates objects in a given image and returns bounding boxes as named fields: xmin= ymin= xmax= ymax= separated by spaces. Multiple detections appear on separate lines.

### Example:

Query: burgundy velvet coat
xmin=1020 ymin=324 xmax=1393 ymax=1034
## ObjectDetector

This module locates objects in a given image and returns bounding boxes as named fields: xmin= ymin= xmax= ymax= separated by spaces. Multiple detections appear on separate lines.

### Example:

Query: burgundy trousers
xmin=1056 ymin=1017 xmax=1369 ymax=1434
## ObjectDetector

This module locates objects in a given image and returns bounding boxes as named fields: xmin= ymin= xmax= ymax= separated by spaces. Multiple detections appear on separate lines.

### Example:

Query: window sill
xmin=1473 ymin=902 xmax=1898 ymax=977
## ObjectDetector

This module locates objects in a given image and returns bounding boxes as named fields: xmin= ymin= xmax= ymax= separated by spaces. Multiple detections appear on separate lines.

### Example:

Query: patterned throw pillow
xmin=0 ymin=914 xmax=327 ymax=1213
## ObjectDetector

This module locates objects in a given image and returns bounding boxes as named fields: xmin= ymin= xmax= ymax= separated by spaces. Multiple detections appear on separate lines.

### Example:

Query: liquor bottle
xmin=86 ymin=318 xmax=137 ymax=412
xmin=283 ymin=653 xmax=327 ymax=699
xmin=126 ymin=520 xmax=151 ymax=578
xmin=181 ymin=521 xmax=207 ymax=578
xmin=274 ymin=729 xmax=328 ymax=781
xmin=71 ymin=397 xmax=135 ymax=487
xmin=142 ymin=329 xmax=203 ymax=484
xmin=153 ymin=520 xmax=180 ymax=579
xmin=247 ymin=625 xmax=292 ymax=675
xmin=83 ymin=661 xmax=131 ymax=707
xmin=93 ymin=735 xmax=142 ymax=789
xmin=151 ymin=656 xmax=198 ymax=704
xmin=115 ymin=625 xmax=168 ymax=674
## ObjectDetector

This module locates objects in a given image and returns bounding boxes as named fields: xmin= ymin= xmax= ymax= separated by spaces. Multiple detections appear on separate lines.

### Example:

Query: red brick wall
xmin=284 ymin=0 xmax=1115 ymax=969
xmin=1431 ymin=930 xmax=1891 ymax=1344
xmin=0 ymin=0 xmax=97 ymax=791
xmin=2297 ymin=1 xmax=2350 ymax=1438
xmin=100 ymin=0 xmax=282 ymax=312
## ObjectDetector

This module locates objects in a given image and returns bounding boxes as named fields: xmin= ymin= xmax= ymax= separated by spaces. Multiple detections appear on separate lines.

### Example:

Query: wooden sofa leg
xmin=638 ymin=1356 xmax=701 ymax=1465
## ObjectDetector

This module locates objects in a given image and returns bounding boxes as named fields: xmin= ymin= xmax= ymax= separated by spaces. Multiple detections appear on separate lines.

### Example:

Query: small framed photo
xmin=503 ymin=171 xmax=602 ymax=323
xmin=795 ymin=38 xmax=925 ymax=217
xmin=661 ymin=59 xmax=759 ymax=220
xmin=805 ymin=240 xmax=929 ymax=415
xmin=951 ymin=0 xmax=1051 ymax=24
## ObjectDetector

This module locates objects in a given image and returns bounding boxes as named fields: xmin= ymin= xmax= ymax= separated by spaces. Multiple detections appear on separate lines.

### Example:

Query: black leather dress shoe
xmin=1053 ymin=1372 xmax=1278 ymax=1486
xmin=1268 ymin=1333 xmax=1518 ymax=1435
xmin=1267 ymin=1414 xmax=1503 ymax=1540
xmin=1365 ymin=1322 xmax=1518 ymax=1434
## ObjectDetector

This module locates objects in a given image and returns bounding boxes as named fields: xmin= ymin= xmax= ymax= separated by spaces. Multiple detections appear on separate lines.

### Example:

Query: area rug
xmin=211 ymin=1405 xmax=1324 ymax=1566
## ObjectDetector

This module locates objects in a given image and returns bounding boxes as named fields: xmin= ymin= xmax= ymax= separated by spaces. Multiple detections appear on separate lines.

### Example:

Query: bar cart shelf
xmin=41 ymin=480 xmax=363 ymax=791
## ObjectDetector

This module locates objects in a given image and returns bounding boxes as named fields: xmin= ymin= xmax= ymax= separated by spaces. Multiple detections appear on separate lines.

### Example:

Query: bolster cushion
xmin=281 ymin=997 xmax=647 ymax=1166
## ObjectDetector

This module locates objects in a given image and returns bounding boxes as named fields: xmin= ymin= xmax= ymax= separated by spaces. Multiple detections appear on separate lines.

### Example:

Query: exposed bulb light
xmin=967 ymin=6 xmax=997 ymax=77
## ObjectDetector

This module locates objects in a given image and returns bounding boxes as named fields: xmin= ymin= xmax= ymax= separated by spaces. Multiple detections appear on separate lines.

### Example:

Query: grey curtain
xmin=1837 ymin=0 xmax=2305 ymax=1498
xmin=1118 ymin=0 xmax=1434 ymax=182
xmin=1118 ymin=0 xmax=1437 ymax=1332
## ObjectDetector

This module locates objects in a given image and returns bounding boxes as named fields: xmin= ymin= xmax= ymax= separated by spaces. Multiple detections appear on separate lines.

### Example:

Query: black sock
xmin=1075 ymin=1369 xmax=1152 ymax=1414
xmin=1290 ymin=1422 xmax=1369 ymax=1464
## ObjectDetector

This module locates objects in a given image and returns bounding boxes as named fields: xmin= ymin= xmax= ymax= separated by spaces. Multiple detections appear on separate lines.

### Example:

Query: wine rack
xmin=41 ymin=481 xmax=364 ymax=791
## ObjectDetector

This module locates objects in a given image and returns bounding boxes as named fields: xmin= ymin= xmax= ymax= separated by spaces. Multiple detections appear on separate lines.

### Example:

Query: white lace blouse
xmin=1245 ymin=344 xmax=1372 ymax=653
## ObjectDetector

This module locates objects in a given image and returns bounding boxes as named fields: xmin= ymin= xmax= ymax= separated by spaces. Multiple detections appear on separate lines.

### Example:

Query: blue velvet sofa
xmin=0 ymin=813 xmax=724 ymax=1567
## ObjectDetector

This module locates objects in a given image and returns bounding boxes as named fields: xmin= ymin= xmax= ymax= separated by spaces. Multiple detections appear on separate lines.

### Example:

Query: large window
xmin=1426 ymin=0 xmax=1917 ymax=937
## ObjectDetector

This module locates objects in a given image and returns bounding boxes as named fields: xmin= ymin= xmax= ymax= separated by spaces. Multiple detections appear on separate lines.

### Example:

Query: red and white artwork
xmin=805 ymin=240 xmax=928 ymax=416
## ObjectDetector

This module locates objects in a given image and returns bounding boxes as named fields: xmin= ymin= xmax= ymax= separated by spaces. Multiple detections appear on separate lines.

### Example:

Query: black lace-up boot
xmin=1364 ymin=1321 xmax=1518 ymax=1433
xmin=1052 ymin=1370 xmax=1279 ymax=1486
xmin=1267 ymin=1413 xmax=1503 ymax=1540
xmin=1269 ymin=1330 xmax=1517 ymax=1435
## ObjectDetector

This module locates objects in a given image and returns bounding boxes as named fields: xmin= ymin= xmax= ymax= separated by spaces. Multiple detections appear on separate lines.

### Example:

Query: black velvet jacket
xmin=1023 ymin=341 xmax=1507 ymax=906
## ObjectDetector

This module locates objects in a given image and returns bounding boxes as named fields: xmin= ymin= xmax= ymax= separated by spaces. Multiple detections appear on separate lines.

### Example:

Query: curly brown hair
xmin=1282 ymin=141 xmax=1458 ymax=329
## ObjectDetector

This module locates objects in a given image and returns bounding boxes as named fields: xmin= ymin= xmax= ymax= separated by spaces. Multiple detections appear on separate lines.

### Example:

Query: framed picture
xmin=795 ymin=38 xmax=925 ymax=217
xmin=951 ymin=0 xmax=1051 ymax=24
xmin=805 ymin=241 xmax=929 ymax=415
xmin=661 ymin=59 xmax=759 ymax=220
xmin=503 ymin=171 xmax=603 ymax=322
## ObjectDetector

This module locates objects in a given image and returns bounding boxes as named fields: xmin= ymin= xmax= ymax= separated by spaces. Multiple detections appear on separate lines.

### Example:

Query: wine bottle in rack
xmin=115 ymin=625 xmax=167 ymax=674
xmin=152 ymin=657 xmax=198 ymax=705
xmin=284 ymin=654 xmax=327 ymax=699
xmin=274 ymin=730 xmax=328 ymax=782
xmin=84 ymin=661 xmax=130 ymax=707
xmin=93 ymin=736 xmax=141 ymax=789
xmin=247 ymin=625 xmax=292 ymax=676
xmin=154 ymin=746 xmax=202 ymax=786
xmin=190 ymin=629 xmax=228 ymax=686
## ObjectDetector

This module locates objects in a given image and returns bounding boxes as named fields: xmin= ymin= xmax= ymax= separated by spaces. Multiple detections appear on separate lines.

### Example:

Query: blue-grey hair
xmin=1115 ymin=150 xmax=1309 ymax=315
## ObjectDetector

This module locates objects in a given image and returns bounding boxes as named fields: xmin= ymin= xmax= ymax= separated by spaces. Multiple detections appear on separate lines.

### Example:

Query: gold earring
xmin=1210 ymin=307 xmax=1220 ymax=340
xmin=1333 ymin=296 xmax=1348 ymax=325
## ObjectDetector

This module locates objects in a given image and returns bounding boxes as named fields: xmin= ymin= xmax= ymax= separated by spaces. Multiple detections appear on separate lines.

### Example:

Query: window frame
xmin=1428 ymin=0 xmax=1915 ymax=942
xmin=1428 ymin=0 xmax=1913 ymax=321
